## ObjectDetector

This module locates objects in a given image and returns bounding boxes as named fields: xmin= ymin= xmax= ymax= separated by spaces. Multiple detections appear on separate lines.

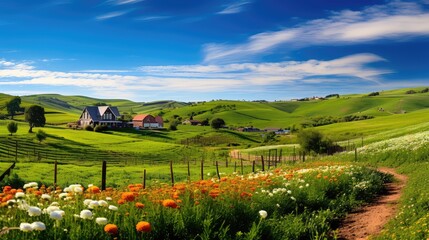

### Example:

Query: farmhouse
xmin=133 ymin=114 xmax=164 ymax=128
xmin=78 ymin=106 xmax=122 ymax=127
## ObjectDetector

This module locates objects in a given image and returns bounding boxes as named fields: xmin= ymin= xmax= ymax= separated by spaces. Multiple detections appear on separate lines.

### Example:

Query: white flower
xmin=28 ymin=206 xmax=42 ymax=217
xmin=23 ymin=182 xmax=38 ymax=189
xmin=83 ymin=199 xmax=92 ymax=206
xmin=106 ymin=197 xmax=112 ymax=201
xmin=7 ymin=199 xmax=16 ymax=205
xmin=88 ymin=184 xmax=94 ymax=188
xmin=31 ymin=222 xmax=46 ymax=231
xmin=98 ymin=200 xmax=108 ymax=207
xmin=80 ymin=209 xmax=93 ymax=219
xmin=15 ymin=192 xmax=25 ymax=199
xmin=50 ymin=210 xmax=63 ymax=220
xmin=291 ymin=196 xmax=296 ymax=201
xmin=88 ymin=201 xmax=99 ymax=209
xmin=108 ymin=205 xmax=118 ymax=211
xmin=95 ymin=217 xmax=108 ymax=225
xmin=41 ymin=194 xmax=51 ymax=200
xmin=259 ymin=210 xmax=268 ymax=219
xmin=44 ymin=206 xmax=59 ymax=214
xmin=20 ymin=223 xmax=32 ymax=232
xmin=59 ymin=193 xmax=68 ymax=199
xmin=50 ymin=202 xmax=59 ymax=206
xmin=287 ymin=190 xmax=292 ymax=194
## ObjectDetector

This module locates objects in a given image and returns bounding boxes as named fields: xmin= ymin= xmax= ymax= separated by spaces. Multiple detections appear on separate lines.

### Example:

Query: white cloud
xmin=135 ymin=16 xmax=171 ymax=22
xmin=218 ymin=1 xmax=251 ymax=15
xmin=205 ymin=1 xmax=429 ymax=63
xmin=0 ymin=54 xmax=389 ymax=98
xmin=96 ymin=11 xmax=129 ymax=21
xmin=113 ymin=0 xmax=143 ymax=5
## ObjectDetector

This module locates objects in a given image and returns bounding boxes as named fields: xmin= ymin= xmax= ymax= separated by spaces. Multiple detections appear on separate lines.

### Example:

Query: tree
xmin=211 ymin=118 xmax=225 ymax=130
xmin=36 ymin=130 xmax=47 ymax=143
xmin=169 ymin=119 xmax=180 ymax=131
xmin=297 ymin=129 xmax=336 ymax=154
xmin=25 ymin=105 xmax=46 ymax=133
xmin=6 ymin=96 xmax=21 ymax=119
xmin=7 ymin=121 xmax=18 ymax=136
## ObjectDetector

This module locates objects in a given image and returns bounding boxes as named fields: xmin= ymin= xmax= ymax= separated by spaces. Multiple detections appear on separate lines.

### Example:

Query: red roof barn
xmin=133 ymin=114 xmax=163 ymax=128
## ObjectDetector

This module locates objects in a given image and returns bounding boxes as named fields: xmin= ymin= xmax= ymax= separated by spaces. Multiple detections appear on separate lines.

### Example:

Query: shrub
xmin=368 ymin=92 xmax=380 ymax=96
xmin=7 ymin=121 xmax=18 ymax=136
xmin=211 ymin=118 xmax=225 ymax=130
xmin=84 ymin=125 xmax=94 ymax=131
xmin=94 ymin=125 xmax=108 ymax=132
xmin=36 ymin=130 xmax=47 ymax=143
xmin=297 ymin=129 xmax=339 ymax=154
xmin=420 ymin=87 xmax=429 ymax=93
xmin=405 ymin=90 xmax=416 ymax=94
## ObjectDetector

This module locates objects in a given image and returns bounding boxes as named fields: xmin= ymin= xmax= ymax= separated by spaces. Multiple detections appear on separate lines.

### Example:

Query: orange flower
xmin=87 ymin=186 xmax=101 ymax=194
xmin=117 ymin=199 xmax=126 ymax=205
xmin=209 ymin=189 xmax=220 ymax=198
xmin=121 ymin=192 xmax=135 ymax=202
xmin=3 ymin=186 xmax=11 ymax=193
xmin=135 ymin=202 xmax=145 ymax=209
xmin=162 ymin=199 xmax=178 ymax=208
xmin=104 ymin=224 xmax=118 ymax=235
xmin=136 ymin=221 xmax=151 ymax=233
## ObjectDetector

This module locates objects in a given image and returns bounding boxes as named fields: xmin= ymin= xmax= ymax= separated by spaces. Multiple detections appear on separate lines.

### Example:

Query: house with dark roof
xmin=78 ymin=106 xmax=122 ymax=128
xmin=132 ymin=114 xmax=163 ymax=128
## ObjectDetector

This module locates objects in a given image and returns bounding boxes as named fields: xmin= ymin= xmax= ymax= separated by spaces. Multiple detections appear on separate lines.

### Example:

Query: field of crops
xmin=0 ymin=164 xmax=389 ymax=239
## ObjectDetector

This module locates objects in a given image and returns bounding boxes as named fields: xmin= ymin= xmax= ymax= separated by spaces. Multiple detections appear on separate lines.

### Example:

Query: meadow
xmin=0 ymin=87 xmax=429 ymax=239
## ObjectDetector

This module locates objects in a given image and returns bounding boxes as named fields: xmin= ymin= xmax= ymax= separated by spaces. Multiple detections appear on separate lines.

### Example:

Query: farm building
xmin=78 ymin=106 xmax=122 ymax=127
xmin=133 ymin=114 xmax=164 ymax=128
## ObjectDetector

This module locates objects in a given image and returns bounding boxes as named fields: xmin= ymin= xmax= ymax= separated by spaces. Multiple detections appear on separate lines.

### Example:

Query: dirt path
xmin=336 ymin=168 xmax=408 ymax=240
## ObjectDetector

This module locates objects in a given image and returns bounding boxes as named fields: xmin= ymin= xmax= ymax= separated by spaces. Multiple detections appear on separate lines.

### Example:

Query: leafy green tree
xmin=7 ymin=121 xmax=18 ymax=136
xmin=6 ymin=96 xmax=21 ymax=119
xmin=211 ymin=118 xmax=225 ymax=130
xmin=262 ymin=131 xmax=276 ymax=143
xmin=169 ymin=119 xmax=180 ymax=131
xmin=298 ymin=129 xmax=336 ymax=154
xmin=25 ymin=105 xmax=46 ymax=133
xmin=36 ymin=130 xmax=47 ymax=143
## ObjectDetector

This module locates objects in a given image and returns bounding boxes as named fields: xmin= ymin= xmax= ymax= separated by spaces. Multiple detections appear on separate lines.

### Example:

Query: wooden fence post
xmin=143 ymin=169 xmax=146 ymax=189
xmin=101 ymin=161 xmax=107 ymax=191
xmin=240 ymin=159 xmax=244 ymax=174
xmin=187 ymin=161 xmax=190 ymax=182
xmin=252 ymin=160 xmax=255 ymax=173
xmin=216 ymin=161 xmax=220 ymax=179
xmin=170 ymin=161 xmax=174 ymax=187
xmin=54 ymin=160 xmax=58 ymax=186
xmin=261 ymin=155 xmax=265 ymax=171
xmin=200 ymin=160 xmax=204 ymax=180
xmin=15 ymin=140 xmax=18 ymax=162
xmin=354 ymin=148 xmax=358 ymax=162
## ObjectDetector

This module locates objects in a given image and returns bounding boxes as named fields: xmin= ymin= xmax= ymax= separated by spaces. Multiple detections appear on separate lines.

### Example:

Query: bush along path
xmin=336 ymin=168 xmax=408 ymax=240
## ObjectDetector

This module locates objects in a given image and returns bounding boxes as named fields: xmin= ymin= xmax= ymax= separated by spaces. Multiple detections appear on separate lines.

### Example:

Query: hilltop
xmin=0 ymin=87 xmax=428 ymax=131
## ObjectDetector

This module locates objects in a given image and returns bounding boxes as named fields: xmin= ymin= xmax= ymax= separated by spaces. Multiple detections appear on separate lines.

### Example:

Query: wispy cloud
xmin=205 ymin=1 xmax=429 ymax=63
xmin=135 ymin=16 xmax=171 ymax=22
xmin=217 ymin=1 xmax=251 ymax=15
xmin=111 ymin=0 xmax=143 ymax=5
xmin=0 ymin=54 xmax=389 ymax=99
xmin=76 ymin=69 xmax=130 ymax=73
xmin=96 ymin=11 xmax=129 ymax=21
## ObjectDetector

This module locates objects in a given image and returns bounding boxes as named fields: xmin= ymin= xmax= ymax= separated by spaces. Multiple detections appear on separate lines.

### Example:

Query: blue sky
xmin=0 ymin=0 xmax=428 ymax=102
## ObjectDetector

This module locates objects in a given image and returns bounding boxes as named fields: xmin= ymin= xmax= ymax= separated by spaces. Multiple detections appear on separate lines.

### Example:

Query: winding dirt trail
xmin=336 ymin=168 xmax=408 ymax=240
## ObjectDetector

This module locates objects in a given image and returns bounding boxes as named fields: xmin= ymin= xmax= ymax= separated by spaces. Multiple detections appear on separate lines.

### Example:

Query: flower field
xmin=0 ymin=164 xmax=390 ymax=240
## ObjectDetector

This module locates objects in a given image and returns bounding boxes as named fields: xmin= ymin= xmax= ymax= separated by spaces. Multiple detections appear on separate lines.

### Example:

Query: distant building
xmin=237 ymin=127 xmax=261 ymax=132
xmin=78 ymin=106 xmax=122 ymax=127
xmin=132 ymin=114 xmax=163 ymax=128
